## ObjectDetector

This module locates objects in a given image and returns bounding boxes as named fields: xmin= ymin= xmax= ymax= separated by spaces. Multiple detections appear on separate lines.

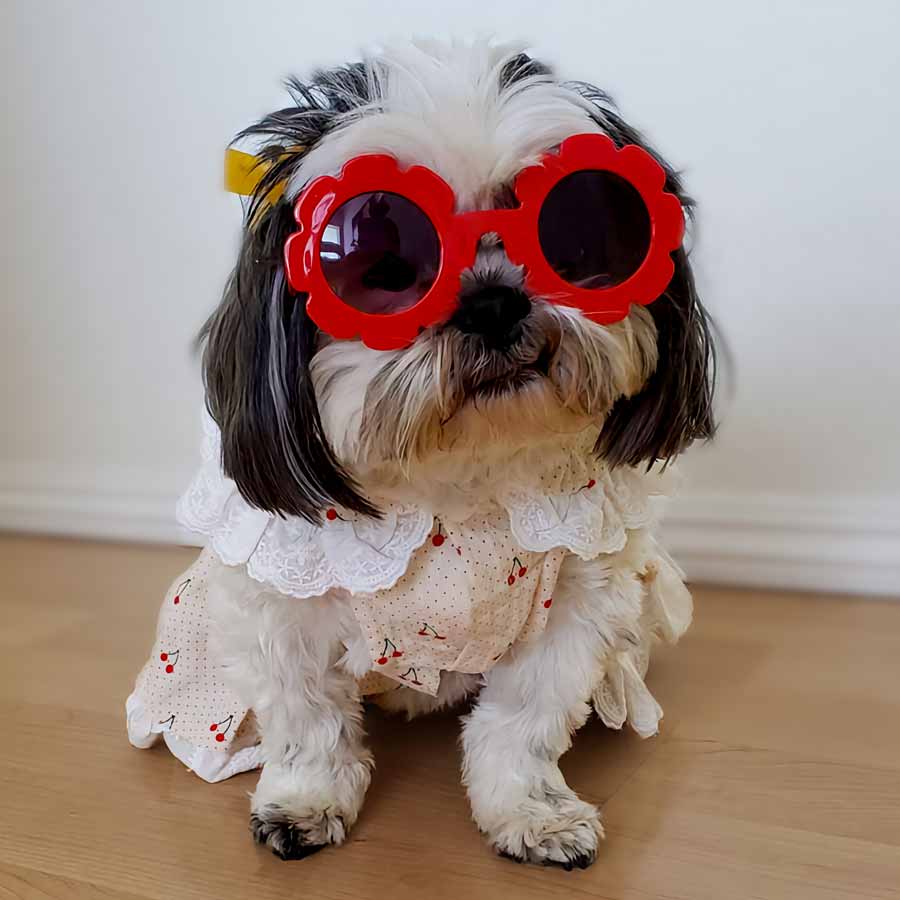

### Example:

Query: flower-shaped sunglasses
xmin=283 ymin=133 xmax=684 ymax=351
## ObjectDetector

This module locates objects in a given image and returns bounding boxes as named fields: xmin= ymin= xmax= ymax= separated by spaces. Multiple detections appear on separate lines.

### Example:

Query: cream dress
xmin=126 ymin=416 xmax=692 ymax=782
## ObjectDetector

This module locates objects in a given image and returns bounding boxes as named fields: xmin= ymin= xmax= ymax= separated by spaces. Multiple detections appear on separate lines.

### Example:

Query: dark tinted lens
xmin=320 ymin=192 xmax=440 ymax=314
xmin=538 ymin=171 xmax=651 ymax=289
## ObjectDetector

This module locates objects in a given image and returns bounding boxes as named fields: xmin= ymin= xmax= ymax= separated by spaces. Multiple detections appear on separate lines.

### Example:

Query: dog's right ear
xmin=200 ymin=67 xmax=379 ymax=522
xmin=202 ymin=198 xmax=378 ymax=522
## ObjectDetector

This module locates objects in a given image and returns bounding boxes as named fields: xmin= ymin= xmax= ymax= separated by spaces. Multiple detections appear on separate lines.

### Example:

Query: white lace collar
xmin=177 ymin=414 xmax=674 ymax=599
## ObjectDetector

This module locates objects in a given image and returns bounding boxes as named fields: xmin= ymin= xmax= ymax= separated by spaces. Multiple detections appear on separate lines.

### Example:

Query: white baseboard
xmin=1 ymin=464 xmax=897 ymax=597
xmin=0 ymin=462 xmax=199 ymax=547
xmin=660 ymin=494 xmax=900 ymax=597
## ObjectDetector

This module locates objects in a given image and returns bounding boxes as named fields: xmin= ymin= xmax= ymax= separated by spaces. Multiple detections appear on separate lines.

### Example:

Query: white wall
xmin=3 ymin=0 xmax=899 ymax=594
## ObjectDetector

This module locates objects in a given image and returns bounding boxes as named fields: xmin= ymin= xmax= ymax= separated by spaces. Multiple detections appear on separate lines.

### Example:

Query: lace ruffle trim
xmin=176 ymin=415 xmax=669 ymax=599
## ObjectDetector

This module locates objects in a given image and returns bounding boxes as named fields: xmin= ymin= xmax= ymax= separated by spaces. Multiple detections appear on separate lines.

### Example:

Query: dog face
xmin=202 ymin=42 xmax=715 ymax=521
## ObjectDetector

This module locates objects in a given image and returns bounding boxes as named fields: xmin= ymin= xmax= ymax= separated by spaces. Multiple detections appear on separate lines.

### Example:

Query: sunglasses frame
xmin=284 ymin=133 xmax=685 ymax=351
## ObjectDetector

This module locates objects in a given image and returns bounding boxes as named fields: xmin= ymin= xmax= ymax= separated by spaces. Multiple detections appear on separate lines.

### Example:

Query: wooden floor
xmin=1 ymin=535 xmax=899 ymax=900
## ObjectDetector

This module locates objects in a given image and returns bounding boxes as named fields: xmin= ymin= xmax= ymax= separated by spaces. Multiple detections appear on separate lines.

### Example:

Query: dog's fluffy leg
xmin=461 ymin=553 xmax=640 ymax=869
xmin=208 ymin=567 xmax=372 ymax=860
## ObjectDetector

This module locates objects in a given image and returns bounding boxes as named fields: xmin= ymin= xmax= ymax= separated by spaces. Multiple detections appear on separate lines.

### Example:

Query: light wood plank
xmin=0 ymin=862 xmax=139 ymax=900
xmin=1 ymin=535 xmax=899 ymax=900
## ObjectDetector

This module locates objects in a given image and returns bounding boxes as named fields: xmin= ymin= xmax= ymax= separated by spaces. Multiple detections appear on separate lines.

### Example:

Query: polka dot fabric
xmin=349 ymin=509 xmax=565 ymax=695
xmin=129 ymin=517 xmax=566 ymax=757
xmin=130 ymin=548 xmax=252 ymax=753
xmin=128 ymin=420 xmax=688 ymax=781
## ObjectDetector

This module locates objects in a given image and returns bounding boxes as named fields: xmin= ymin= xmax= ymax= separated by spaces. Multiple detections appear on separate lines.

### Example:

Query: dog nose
xmin=450 ymin=285 xmax=532 ymax=350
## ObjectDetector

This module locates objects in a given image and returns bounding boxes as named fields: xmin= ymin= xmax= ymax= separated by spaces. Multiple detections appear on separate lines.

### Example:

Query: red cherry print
xmin=544 ymin=597 xmax=553 ymax=609
xmin=215 ymin=732 xmax=225 ymax=742
xmin=432 ymin=534 xmax=445 ymax=547
xmin=456 ymin=547 xmax=462 ymax=556
xmin=418 ymin=623 xmax=447 ymax=640
xmin=587 ymin=479 xmax=596 ymax=489
xmin=209 ymin=723 xmax=218 ymax=732
xmin=326 ymin=508 xmax=338 ymax=521
xmin=165 ymin=664 xmax=174 ymax=674
xmin=508 ymin=557 xmax=525 ymax=584
xmin=172 ymin=578 xmax=190 ymax=605
xmin=159 ymin=652 xmax=168 ymax=661
xmin=378 ymin=637 xmax=401 ymax=663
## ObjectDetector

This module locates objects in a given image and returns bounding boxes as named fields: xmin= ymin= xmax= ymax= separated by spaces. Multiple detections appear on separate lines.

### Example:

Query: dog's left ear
xmin=597 ymin=241 xmax=717 ymax=467
xmin=566 ymin=82 xmax=717 ymax=466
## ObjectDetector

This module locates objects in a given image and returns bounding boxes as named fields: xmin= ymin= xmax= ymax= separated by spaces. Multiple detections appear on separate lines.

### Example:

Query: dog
xmin=127 ymin=39 xmax=715 ymax=869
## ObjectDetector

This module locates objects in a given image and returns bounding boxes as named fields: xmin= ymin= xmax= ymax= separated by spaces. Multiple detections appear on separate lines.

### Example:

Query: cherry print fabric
xmin=126 ymin=548 xmax=263 ymax=781
xmin=131 ymin=548 xmax=254 ymax=748
xmin=349 ymin=509 xmax=564 ymax=695
xmin=128 ymin=513 xmax=567 ymax=758
xmin=127 ymin=415 xmax=692 ymax=782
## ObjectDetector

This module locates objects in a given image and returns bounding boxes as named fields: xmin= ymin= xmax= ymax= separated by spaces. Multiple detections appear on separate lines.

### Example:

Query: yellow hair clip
xmin=224 ymin=148 xmax=293 ymax=211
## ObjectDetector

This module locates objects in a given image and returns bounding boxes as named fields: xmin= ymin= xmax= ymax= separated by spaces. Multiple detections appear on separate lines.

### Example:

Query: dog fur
xmin=198 ymin=39 xmax=715 ymax=867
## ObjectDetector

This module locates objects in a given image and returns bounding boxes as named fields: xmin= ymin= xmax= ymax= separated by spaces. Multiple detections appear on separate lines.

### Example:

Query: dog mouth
xmin=469 ymin=342 xmax=553 ymax=398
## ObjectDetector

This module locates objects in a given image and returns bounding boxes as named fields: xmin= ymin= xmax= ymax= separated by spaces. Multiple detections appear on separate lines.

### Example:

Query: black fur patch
xmin=499 ymin=52 xmax=552 ymax=89
xmin=250 ymin=811 xmax=328 ymax=861
xmin=200 ymin=66 xmax=379 ymax=521
xmin=562 ymin=79 xmax=718 ymax=467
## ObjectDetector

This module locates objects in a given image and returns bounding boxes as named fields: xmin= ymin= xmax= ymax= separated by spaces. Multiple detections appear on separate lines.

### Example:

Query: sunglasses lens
xmin=320 ymin=192 xmax=440 ymax=314
xmin=538 ymin=171 xmax=651 ymax=289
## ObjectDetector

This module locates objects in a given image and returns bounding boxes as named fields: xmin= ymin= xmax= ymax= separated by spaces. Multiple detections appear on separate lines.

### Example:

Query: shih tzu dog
xmin=127 ymin=39 xmax=715 ymax=869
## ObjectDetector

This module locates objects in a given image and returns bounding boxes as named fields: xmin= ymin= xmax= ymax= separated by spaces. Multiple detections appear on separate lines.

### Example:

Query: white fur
xmin=297 ymin=40 xmax=658 ymax=479
xmin=289 ymin=40 xmax=606 ymax=211
xmin=208 ymin=40 xmax=677 ymax=866
xmin=208 ymin=530 xmax=651 ymax=864
xmin=461 ymin=550 xmax=645 ymax=865
xmin=208 ymin=569 xmax=373 ymax=857
xmin=313 ymin=303 xmax=656 ymax=481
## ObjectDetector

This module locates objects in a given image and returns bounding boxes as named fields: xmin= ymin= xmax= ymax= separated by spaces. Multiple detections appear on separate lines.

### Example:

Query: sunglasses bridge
xmin=448 ymin=208 xmax=523 ymax=250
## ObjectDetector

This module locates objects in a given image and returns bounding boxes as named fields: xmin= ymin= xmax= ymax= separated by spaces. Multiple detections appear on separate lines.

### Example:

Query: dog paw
xmin=249 ymin=758 xmax=371 ymax=860
xmin=250 ymin=805 xmax=345 ymax=860
xmin=487 ymin=791 xmax=604 ymax=870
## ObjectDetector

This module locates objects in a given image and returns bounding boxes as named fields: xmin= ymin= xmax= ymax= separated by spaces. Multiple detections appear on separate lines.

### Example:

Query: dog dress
xmin=126 ymin=414 xmax=693 ymax=782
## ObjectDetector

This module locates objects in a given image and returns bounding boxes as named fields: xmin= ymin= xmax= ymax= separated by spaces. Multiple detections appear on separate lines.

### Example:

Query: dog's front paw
xmin=487 ymin=790 xmax=604 ymax=870
xmin=250 ymin=758 xmax=371 ymax=860
xmin=250 ymin=804 xmax=345 ymax=860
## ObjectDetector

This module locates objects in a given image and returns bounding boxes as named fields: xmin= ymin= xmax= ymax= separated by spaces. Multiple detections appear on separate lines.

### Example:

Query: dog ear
xmin=564 ymin=81 xmax=717 ymax=466
xmin=200 ymin=67 xmax=379 ymax=521
xmin=202 ymin=199 xmax=378 ymax=522
xmin=597 ymin=244 xmax=717 ymax=466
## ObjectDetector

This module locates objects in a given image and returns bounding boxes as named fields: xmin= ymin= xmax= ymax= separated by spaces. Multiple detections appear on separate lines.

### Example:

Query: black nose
xmin=450 ymin=285 xmax=532 ymax=350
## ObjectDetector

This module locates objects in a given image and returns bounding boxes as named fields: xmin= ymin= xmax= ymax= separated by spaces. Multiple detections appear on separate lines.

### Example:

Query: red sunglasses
xmin=283 ymin=133 xmax=684 ymax=351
